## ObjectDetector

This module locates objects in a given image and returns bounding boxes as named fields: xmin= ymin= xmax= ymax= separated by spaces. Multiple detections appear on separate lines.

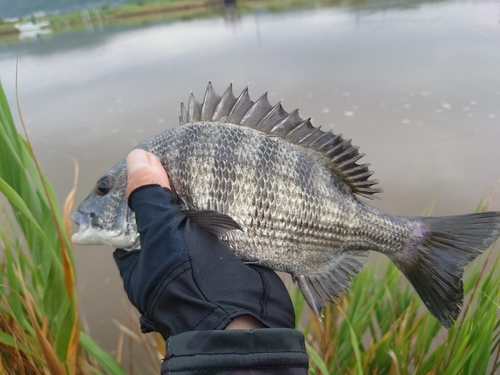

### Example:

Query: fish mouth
xmin=70 ymin=210 xmax=93 ymax=227
xmin=70 ymin=210 xmax=94 ymax=244
xmin=69 ymin=209 xmax=139 ymax=249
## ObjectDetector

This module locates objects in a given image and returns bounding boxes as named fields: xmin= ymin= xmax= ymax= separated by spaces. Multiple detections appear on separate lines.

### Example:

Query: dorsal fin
xmin=179 ymin=83 xmax=382 ymax=199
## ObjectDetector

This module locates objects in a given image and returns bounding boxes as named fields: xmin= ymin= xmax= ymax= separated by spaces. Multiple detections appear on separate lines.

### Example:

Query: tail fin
xmin=393 ymin=212 xmax=500 ymax=328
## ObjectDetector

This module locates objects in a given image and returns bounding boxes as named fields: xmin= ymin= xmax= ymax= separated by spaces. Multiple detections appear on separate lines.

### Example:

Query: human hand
xmin=114 ymin=149 xmax=295 ymax=339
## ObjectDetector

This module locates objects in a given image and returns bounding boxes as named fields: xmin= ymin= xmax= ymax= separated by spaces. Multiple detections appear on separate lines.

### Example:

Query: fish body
xmin=71 ymin=83 xmax=500 ymax=328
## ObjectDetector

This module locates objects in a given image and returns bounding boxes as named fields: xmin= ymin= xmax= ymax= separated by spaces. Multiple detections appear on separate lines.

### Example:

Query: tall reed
xmin=0 ymin=81 xmax=126 ymax=374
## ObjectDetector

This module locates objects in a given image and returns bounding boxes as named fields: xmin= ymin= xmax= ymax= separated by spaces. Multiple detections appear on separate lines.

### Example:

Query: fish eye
xmin=96 ymin=176 xmax=114 ymax=196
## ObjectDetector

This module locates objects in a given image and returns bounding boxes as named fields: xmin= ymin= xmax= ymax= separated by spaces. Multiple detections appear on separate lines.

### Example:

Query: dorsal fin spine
xmin=308 ymin=131 xmax=333 ymax=148
xmin=342 ymin=163 xmax=370 ymax=175
xmin=212 ymin=83 xmax=236 ymax=120
xmin=330 ymin=145 xmax=358 ymax=163
xmin=269 ymin=111 xmax=302 ymax=135
xmin=297 ymin=122 xmax=319 ymax=144
xmin=336 ymin=153 xmax=365 ymax=169
xmin=228 ymin=86 xmax=253 ymax=123
xmin=358 ymin=187 xmax=382 ymax=195
xmin=180 ymin=102 xmax=188 ymax=124
xmin=241 ymin=92 xmax=272 ymax=128
xmin=201 ymin=81 xmax=221 ymax=121
xmin=269 ymin=122 xmax=284 ymax=134
xmin=317 ymin=134 xmax=343 ymax=152
xmin=284 ymin=113 xmax=308 ymax=139
xmin=188 ymin=92 xmax=201 ymax=123
xmin=352 ymin=179 xmax=379 ymax=187
xmin=323 ymin=138 xmax=351 ymax=158
xmin=257 ymin=102 xmax=284 ymax=132
xmin=349 ymin=170 xmax=374 ymax=180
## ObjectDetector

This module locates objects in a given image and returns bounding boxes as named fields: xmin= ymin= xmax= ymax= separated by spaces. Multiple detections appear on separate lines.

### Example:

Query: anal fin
xmin=293 ymin=251 xmax=368 ymax=317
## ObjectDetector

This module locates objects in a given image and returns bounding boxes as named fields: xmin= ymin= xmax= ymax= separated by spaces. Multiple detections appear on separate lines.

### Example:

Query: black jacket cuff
xmin=162 ymin=328 xmax=309 ymax=374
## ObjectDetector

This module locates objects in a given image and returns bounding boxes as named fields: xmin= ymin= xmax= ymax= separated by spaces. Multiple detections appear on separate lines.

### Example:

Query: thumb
xmin=125 ymin=149 xmax=170 ymax=197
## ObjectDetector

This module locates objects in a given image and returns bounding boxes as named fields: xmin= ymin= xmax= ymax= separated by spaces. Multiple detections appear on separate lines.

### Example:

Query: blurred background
xmin=0 ymin=0 xmax=499 ymax=372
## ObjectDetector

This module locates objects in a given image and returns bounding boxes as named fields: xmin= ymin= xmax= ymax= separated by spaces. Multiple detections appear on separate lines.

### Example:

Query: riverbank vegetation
xmin=1 ymin=0 xmax=318 ymax=41
xmin=0 ymin=82 xmax=127 ymax=373
xmin=0 ymin=77 xmax=498 ymax=373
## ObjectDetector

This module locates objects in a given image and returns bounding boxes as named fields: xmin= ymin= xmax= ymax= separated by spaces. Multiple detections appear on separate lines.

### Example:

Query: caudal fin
xmin=393 ymin=212 xmax=500 ymax=328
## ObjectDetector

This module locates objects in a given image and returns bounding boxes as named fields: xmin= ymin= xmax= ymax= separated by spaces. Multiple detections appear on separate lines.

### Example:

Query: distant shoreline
xmin=0 ymin=0 xmax=325 ymax=43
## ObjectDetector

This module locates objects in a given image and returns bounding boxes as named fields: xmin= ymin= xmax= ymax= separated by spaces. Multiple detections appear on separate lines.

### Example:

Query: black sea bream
xmin=71 ymin=83 xmax=500 ymax=328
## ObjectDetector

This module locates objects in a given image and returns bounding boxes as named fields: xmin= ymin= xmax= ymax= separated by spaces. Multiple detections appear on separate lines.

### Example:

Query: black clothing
xmin=163 ymin=329 xmax=308 ymax=375
xmin=114 ymin=185 xmax=308 ymax=374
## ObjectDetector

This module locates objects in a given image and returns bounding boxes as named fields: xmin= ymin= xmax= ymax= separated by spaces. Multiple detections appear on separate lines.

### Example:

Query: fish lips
xmin=70 ymin=210 xmax=92 ymax=227
xmin=70 ymin=210 xmax=95 ymax=244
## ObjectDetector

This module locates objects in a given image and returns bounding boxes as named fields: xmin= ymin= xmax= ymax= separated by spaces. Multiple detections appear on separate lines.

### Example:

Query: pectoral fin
xmin=183 ymin=210 xmax=243 ymax=238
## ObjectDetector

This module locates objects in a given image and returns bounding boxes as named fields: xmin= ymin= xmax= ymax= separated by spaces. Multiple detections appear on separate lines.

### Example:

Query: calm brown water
xmin=1 ymin=0 xmax=499 ymax=370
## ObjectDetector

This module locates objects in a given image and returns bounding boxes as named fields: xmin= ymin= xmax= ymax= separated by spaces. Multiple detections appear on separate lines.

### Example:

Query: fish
xmin=71 ymin=82 xmax=500 ymax=328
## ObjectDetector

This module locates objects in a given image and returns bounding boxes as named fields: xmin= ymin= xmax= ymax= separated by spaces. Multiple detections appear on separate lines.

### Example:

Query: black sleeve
xmin=162 ymin=329 xmax=309 ymax=375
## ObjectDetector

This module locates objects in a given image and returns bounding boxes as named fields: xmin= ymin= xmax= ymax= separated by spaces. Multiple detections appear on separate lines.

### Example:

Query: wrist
xmin=225 ymin=315 xmax=266 ymax=330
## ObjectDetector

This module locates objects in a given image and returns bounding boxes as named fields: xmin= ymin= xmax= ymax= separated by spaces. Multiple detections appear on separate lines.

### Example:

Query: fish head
xmin=70 ymin=157 xmax=140 ymax=250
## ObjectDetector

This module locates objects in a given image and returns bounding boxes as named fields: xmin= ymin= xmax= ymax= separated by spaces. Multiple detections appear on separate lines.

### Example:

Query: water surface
xmin=0 ymin=0 xmax=499 ymax=368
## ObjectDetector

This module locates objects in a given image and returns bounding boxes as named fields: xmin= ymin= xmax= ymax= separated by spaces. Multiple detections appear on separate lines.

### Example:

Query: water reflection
xmin=17 ymin=29 xmax=53 ymax=40
xmin=223 ymin=0 xmax=241 ymax=24
xmin=0 ymin=0 xmax=499 ymax=371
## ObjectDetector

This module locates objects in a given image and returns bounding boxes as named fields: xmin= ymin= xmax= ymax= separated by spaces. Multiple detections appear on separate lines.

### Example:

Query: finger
xmin=125 ymin=149 xmax=170 ymax=197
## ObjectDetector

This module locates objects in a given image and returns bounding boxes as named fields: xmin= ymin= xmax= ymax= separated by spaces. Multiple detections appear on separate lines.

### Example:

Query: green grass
xmin=0 ymin=81 xmax=126 ymax=373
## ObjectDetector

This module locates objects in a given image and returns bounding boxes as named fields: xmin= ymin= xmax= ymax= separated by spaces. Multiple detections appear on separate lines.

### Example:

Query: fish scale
xmin=71 ymin=83 xmax=500 ymax=329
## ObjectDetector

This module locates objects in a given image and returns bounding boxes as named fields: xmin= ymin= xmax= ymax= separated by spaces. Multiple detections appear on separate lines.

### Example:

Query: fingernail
xmin=127 ymin=149 xmax=152 ymax=176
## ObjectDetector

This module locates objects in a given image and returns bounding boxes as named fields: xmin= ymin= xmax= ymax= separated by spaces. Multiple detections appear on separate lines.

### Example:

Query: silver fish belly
xmin=71 ymin=83 xmax=500 ymax=329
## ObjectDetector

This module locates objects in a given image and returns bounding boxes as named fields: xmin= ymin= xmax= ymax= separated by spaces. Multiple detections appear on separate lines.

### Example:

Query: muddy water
xmin=1 ymin=0 xmax=499 ymax=370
